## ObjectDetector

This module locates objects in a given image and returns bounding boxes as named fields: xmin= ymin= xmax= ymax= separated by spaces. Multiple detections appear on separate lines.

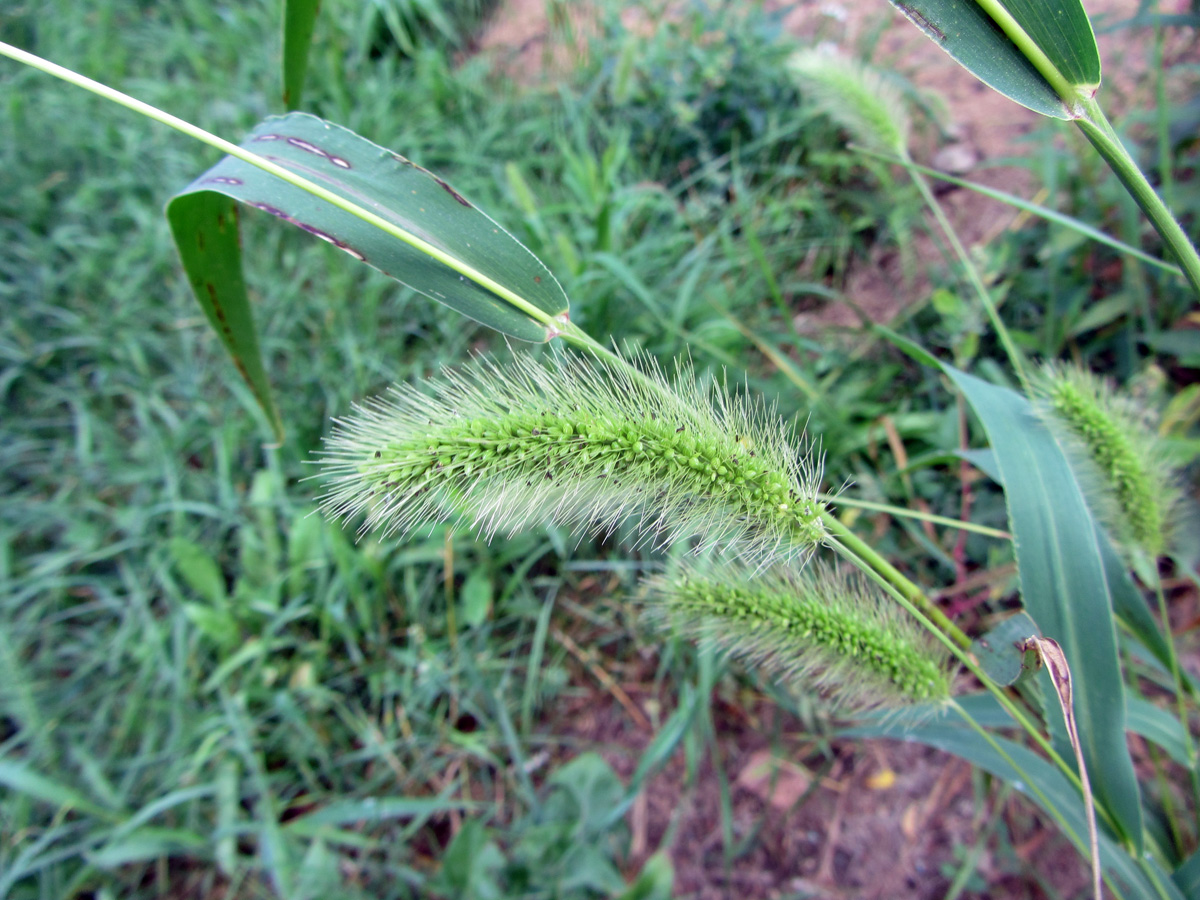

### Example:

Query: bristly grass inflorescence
xmin=787 ymin=48 xmax=912 ymax=158
xmin=1036 ymin=363 xmax=1179 ymax=559
xmin=319 ymin=350 xmax=828 ymax=560
xmin=650 ymin=562 xmax=953 ymax=710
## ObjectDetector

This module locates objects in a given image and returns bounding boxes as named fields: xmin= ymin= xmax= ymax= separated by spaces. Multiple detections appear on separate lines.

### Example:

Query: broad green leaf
xmin=431 ymin=819 xmax=505 ymax=897
xmin=87 ymin=827 xmax=208 ymax=868
xmin=547 ymin=752 xmax=625 ymax=836
xmin=953 ymin=447 xmax=1179 ymax=683
xmin=282 ymin=0 xmax=320 ymax=108
xmin=971 ymin=610 xmax=1041 ymax=686
xmin=169 ymin=190 xmax=283 ymax=437
xmin=461 ymin=569 xmax=492 ymax=628
xmin=0 ymin=760 xmax=117 ymax=821
xmin=996 ymin=0 xmax=1100 ymax=87
xmin=887 ymin=0 xmax=1100 ymax=119
xmin=1175 ymin=847 xmax=1200 ymax=897
xmin=846 ymin=715 xmax=1182 ymax=900
xmin=169 ymin=536 xmax=227 ymax=606
xmin=944 ymin=368 xmax=1143 ymax=850
xmin=1125 ymin=697 xmax=1191 ymax=766
xmin=618 ymin=852 xmax=674 ymax=900
xmin=168 ymin=113 xmax=569 ymax=438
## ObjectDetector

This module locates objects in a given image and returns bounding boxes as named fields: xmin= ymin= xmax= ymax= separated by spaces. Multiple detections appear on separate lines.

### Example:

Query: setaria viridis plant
xmin=319 ymin=349 xmax=954 ymax=712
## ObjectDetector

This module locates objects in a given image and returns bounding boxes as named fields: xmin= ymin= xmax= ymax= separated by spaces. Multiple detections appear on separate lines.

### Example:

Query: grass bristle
xmin=788 ymin=48 xmax=912 ymax=157
xmin=319 ymin=350 xmax=828 ymax=561
xmin=648 ymin=562 xmax=954 ymax=711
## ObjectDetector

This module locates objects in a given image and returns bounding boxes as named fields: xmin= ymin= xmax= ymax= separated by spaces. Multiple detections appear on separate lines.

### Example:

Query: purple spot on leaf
xmin=250 ymin=202 xmax=300 ymax=227
xmin=203 ymin=176 xmax=244 ymax=185
xmin=298 ymin=223 xmax=338 ymax=243
xmin=330 ymin=155 xmax=351 ymax=169
xmin=287 ymin=137 xmax=327 ymax=156
xmin=251 ymin=202 xmax=288 ymax=218
xmin=433 ymin=177 xmax=472 ymax=207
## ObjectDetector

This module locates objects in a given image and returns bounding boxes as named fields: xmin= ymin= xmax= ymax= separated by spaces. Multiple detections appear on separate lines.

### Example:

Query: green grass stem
xmin=1075 ymin=96 xmax=1200 ymax=299
xmin=827 ymin=535 xmax=1105 ymax=838
xmin=820 ymin=493 xmax=1010 ymax=539
xmin=904 ymin=164 xmax=1031 ymax=392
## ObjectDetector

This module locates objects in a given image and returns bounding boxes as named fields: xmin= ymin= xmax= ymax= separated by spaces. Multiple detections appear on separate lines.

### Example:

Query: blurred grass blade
xmin=1125 ymin=697 xmax=1191 ymax=766
xmin=286 ymin=795 xmax=474 ymax=831
xmin=168 ymin=112 xmax=569 ymax=438
xmin=847 ymin=716 xmax=1181 ymax=899
xmin=887 ymin=0 xmax=1099 ymax=118
xmin=944 ymin=368 xmax=1143 ymax=851
xmin=600 ymin=683 xmax=702 ymax=830
xmin=853 ymin=146 xmax=1185 ymax=278
xmin=87 ymin=827 xmax=208 ymax=868
xmin=282 ymin=0 xmax=320 ymax=108
xmin=1175 ymin=848 xmax=1200 ymax=897
xmin=0 ymin=760 xmax=117 ymax=821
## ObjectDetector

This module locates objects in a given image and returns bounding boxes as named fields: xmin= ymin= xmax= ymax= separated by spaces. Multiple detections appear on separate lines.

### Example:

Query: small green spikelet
xmin=1037 ymin=363 xmax=1178 ymax=559
xmin=787 ymin=48 xmax=912 ymax=157
xmin=319 ymin=351 xmax=827 ymax=560
xmin=650 ymin=563 xmax=953 ymax=711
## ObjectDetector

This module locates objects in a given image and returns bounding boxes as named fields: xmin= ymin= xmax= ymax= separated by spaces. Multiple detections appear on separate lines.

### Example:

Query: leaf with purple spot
xmin=167 ymin=112 xmax=569 ymax=440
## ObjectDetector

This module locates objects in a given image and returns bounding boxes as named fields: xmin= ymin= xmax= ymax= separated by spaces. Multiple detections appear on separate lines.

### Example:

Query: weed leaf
xmin=944 ymin=367 xmax=1143 ymax=851
xmin=168 ymin=112 xmax=569 ymax=438
xmin=970 ymin=610 xmax=1041 ymax=687
xmin=282 ymin=0 xmax=320 ymax=108
xmin=888 ymin=0 xmax=1099 ymax=118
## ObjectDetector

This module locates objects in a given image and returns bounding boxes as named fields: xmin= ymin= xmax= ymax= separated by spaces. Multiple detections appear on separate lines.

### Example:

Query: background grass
xmin=2 ymin=0 xmax=1197 ymax=897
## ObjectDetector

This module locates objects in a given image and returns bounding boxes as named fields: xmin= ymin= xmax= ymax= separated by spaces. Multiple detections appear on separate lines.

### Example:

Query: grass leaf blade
xmin=167 ymin=190 xmax=284 ymax=439
xmin=944 ymin=367 xmax=1143 ymax=851
xmin=282 ymin=0 xmax=320 ymax=109
xmin=888 ymin=0 xmax=1100 ymax=118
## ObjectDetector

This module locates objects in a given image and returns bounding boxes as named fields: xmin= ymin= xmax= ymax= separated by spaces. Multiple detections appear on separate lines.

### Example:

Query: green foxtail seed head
xmin=787 ymin=48 xmax=912 ymax=157
xmin=1036 ymin=363 xmax=1179 ymax=559
xmin=319 ymin=351 xmax=827 ymax=561
xmin=648 ymin=561 xmax=953 ymax=711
